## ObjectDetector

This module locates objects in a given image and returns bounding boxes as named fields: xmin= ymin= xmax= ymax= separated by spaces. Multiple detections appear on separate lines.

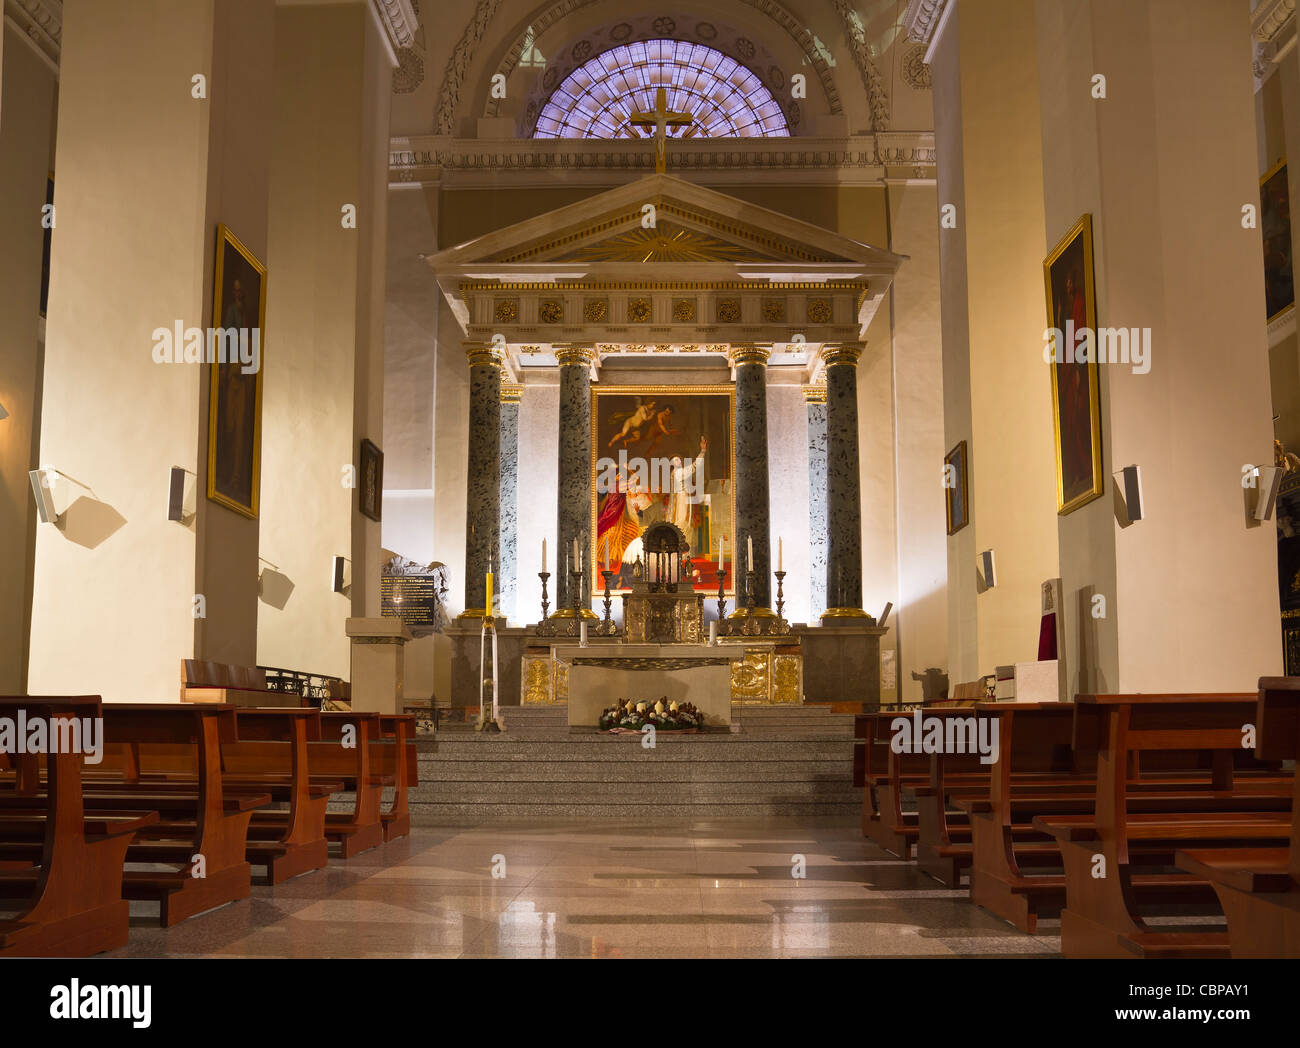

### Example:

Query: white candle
xmin=747 ymin=535 xmax=753 ymax=571
xmin=604 ymin=533 xmax=611 ymax=571
xmin=580 ymin=620 xmax=589 ymax=647
xmin=542 ymin=538 xmax=547 ymax=573
xmin=708 ymin=620 xmax=718 ymax=646
xmin=573 ymin=537 xmax=579 ymax=573
xmin=778 ymin=537 xmax=783 ymax=572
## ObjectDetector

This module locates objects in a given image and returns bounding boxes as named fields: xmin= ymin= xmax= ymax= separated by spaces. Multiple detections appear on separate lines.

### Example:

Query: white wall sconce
xmin=29 ymin=468 xmax=69 ymax=524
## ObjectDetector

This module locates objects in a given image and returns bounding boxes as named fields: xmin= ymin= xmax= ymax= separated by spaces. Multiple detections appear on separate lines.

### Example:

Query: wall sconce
xmin=1253 ymin=465 xmax=1283 ymax=522
xmin=331 ymin=556 xmax=351 ymax=594
xmin=0 ymin=400 xmax=9 ymax=421
xmin=1114 ymin=464 xmax=1144 ymax=521
xmin=167 ymin=466 xmax=197 ymax=523
xmin=29 ymin=468 xmax=68 ymax=524
xmin=979 ymin=549 xmax=997 ymax=589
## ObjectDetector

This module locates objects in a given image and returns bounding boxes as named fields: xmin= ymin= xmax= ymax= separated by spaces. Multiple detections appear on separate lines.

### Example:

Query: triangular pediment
xmin=428 ymin=173 xmax=903 ymax=272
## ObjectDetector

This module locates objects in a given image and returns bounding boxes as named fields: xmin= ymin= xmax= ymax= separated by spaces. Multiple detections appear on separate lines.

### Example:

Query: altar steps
xmin=411 ymin=713 xmax=859 ymax=820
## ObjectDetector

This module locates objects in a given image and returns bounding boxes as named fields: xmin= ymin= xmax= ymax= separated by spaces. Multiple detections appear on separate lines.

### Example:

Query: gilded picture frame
xmin=206 ymin=224 xmax=267 ymax=519
xmin=944 ymin=440 xmax=969 ymax=535
xmin=359 ymin=438 xmax=383 ymax=522
xmin=1261 ymin=158 xmax=1294 ymax=324
xmin=1044 ymin=213 xmax=1104 ymax=515
xmin=590 ymin=385 xmax=737 ymax=595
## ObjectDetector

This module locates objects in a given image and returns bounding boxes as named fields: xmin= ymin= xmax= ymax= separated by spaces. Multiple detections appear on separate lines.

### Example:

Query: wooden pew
xmin=309 ymin=712 xmax=386 ymax=858
xmin=375 ymin=714 xmax=417 ymax=842
xmin=0 ymin=697 xmax=158 ymax=956
xmin=1176 ymin=677 xmax=1300 ymax=957
xmin=1035 ymin=694 xmax=1293 ymax=959
xmin=89 ymin=704 xmax=271 ymax=926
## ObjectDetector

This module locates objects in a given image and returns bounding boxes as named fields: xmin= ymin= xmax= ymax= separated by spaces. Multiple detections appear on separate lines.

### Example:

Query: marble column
xmin=804 ymin=385 xmax=829 ymax=620
xmin=823 ymin=342 xmax=868 ymax=618
xmin=730 ymin=343 xmax=774 ymax=609
xmin=554 ymin=344 xmax=597 ymax=615
xmin=462 ymin=342 xmax=503 ymax=616
xmin=498 ymin=383 xmax=522 ymax=623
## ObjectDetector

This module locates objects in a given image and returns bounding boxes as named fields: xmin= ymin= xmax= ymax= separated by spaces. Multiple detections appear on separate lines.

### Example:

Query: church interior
xmin=1 ymin=0 xmax=1299 ymax=971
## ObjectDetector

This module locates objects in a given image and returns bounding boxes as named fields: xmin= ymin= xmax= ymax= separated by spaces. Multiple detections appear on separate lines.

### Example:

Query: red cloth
xmin=1038 ymin=612 xmax=1058 ymax=660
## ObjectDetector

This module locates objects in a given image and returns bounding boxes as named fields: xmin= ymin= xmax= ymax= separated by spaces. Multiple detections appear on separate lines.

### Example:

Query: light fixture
xmin=0 ymin=400 xmax=8 ymax=420
xmin=332 ymin=556 xmax=351 ymax=594
xmin=979 ymin=549 xmax=997 ymax=589
xmin=29 ymin=468 xmax=68 ymax=524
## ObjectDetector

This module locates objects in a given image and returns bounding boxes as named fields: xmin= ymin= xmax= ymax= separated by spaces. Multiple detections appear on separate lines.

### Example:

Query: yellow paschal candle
xmin=485 ymin=571 xmax=493 ymax=615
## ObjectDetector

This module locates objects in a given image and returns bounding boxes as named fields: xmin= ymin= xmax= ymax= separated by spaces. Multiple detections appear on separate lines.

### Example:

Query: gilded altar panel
xmin=522 ymin=654 xmax=554 ymax=705
xmin=730 ymin=648 xmax=770 ymax=703
xmin=773 ymin=654 xmax=802 ymax=705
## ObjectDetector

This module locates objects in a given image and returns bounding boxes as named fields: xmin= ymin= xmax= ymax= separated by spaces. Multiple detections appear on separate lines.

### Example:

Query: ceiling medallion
xmin=763 ymin=297 xmax=787 ymax=323
xmin=628 ymin=299 xmax=652 ymax=323
xmin=717 ymin=299 xmax=741 ymax=324
xmin=584 ymin=298 xmax=609 ymax=323
xmin=539 ymin=300 xmax=564 ymax=323
xmin=653 ymin=16 xmax=676 ymax=34
xmin=495 ymin=299 xmax=519 ymax=323
xmin=807 ymin=298 xmax=833 ymax=324
xmin=696 ymin=22 xmax=717 ymax=40
xmin=672 ymin=298 xmax=696 ymax=322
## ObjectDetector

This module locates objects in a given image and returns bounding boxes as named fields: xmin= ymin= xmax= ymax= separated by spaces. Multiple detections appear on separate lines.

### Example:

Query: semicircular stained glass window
xmin=533 ymin=39 xmax=790 ymax=139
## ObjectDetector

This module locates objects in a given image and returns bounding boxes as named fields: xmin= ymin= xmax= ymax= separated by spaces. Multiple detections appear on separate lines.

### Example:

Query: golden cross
xmin=629 ymin=87 xmax=694 ymax=175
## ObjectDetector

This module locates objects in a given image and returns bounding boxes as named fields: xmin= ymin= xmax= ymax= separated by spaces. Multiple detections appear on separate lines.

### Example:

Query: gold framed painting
xmin=206 ymin=224 xmax=267 ymax=518
xmin=1044 ymin=213 xmax=1103 ymax=515
xmin=590 ymin=385 xmax=736 ymax=595
xmin=1261 ymin=158 xmax=1293 ymax=323
xmin=944 ymin=440 xmax=969 ymax=535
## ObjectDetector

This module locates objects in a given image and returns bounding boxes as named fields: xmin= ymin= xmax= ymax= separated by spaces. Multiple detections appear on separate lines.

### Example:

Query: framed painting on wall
xmin=590 ymin=386 xmax=736 ymax=595
xmin=1262 ymin=159 xmax=1294 ymax=323
xmin=359 ymin=439 xmax=383 ymax=522
xmin=206 ymin=224 xmax=267 ymax=519
xmin=1044 ymin=213 xmax=1104 ymax=515
xmin=944 ymin=440 xmax=969 ymax=535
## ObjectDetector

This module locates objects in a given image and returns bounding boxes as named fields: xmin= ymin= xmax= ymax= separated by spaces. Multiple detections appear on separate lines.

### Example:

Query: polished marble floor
xmin=106 ymin=818 xmax=1062 ymax=958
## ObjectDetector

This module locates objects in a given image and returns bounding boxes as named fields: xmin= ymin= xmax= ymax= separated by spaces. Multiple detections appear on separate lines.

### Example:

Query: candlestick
xmin=599 ymin=569 xmax=616 ymax=635
xmin=538 ymin=571 xmax=551 ymax=621
xmin=775 ymin=569 xmax=787 ymax=622
xmin=715 ymin=566 xmax=728 ymax=624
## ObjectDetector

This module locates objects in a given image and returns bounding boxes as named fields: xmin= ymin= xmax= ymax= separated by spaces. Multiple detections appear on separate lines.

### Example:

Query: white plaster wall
xmin=888 ymin=180 xmax=949 ymax=699
xmin=516 ymin=381 xmax=560 ymax=625
xmin=0 ymin=28 xmax=56 ymax=692
xmin=29 ymin=0 xmax=273 ymax=701
xmin=766 ymin=381 xmax=812 ymax=624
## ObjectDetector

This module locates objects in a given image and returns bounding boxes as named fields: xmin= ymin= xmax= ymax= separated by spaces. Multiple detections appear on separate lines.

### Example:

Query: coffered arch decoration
xmin=466 ymin=0 xmax=843 ymax=131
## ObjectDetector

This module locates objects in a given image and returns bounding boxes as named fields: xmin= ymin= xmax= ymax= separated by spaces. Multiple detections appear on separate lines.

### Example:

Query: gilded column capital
xmin=822 ymin=342 xmax=864 ymax=368
xmin=553 ymin=343 xmax=598 ymax=368
xmin=802 ymin=384 xmax=828 ymax=405
xmin=728 ymin=342 xmax=773 ymax=367
xmin=465 ymin=341 xmax=506 ymax=370
xmin=500 ymin=382 xmax=524 ymax=404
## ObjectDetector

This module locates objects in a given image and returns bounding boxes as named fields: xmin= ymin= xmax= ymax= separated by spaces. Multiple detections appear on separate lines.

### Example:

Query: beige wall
xmin=1041 ymin=0 xmax=1280 ymax=692
xmin=0 ymin=27 xmax=57 ymax=692
xmin=28 ymin=0 xmax=273 ymax=701
xmin=258 ymin=2 xmax=391 ymax=680
xmin=933 ymin=0 xmax=1059 ymax=685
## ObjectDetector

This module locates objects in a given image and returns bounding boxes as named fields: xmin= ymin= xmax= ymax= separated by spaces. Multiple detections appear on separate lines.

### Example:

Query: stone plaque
xmin=380 ymin=556 xmax=449 ymax=637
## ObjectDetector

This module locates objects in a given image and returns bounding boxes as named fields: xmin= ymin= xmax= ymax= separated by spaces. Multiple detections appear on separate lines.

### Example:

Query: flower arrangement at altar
xmin=599 ymin=698 xmax=704 ymax=732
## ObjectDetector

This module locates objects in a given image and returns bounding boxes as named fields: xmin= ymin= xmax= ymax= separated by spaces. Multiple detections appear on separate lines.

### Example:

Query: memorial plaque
xmin=380 ymin=557 xmax=449 ymax=637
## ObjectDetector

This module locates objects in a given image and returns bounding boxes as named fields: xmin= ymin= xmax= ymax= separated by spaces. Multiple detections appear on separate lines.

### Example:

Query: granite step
xmin=411 ymin=780 xmax=857 ymax=803
xmin=411 ymin=801 xmax=860 ymax=821
xmin=417 ymin=759 xmax=853 ymax=782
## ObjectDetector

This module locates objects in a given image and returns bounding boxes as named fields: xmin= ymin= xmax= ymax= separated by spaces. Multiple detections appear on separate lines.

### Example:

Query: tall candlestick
xmin=747 ymin=535 xmax=753 ymax=571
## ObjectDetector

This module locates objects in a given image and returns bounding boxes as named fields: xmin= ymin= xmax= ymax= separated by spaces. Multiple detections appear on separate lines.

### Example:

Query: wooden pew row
xmin=1175 ymin=678 xmax=1300 ymax=957
xmin=1035 ymin=694 xmax=1293 ymax=959
xmin=0 ymin=697 xmax=159 ymax=957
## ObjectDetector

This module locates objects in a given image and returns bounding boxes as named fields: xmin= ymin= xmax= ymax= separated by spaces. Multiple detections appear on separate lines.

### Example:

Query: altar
xmin=554 ymin=644 xmax=747 ymax=727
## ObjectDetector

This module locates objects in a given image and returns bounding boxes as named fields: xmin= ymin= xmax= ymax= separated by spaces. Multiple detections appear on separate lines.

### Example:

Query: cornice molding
xmin=1252 ymin=0 xmax=1297 ymax=89
xmin=903 ymin=0 xmax=949 ymax=47
xmin=373 ymin=0 xmax=418 ymax=52
xmin=389 ymin=133 xmax=936 ymax=187
xmin=4 ymin=0 xmax=62 ymax=68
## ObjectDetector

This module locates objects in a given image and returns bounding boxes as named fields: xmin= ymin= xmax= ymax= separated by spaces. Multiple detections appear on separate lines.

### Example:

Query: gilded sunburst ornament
xmin=565 ymin=224 xmax=760 ymax=263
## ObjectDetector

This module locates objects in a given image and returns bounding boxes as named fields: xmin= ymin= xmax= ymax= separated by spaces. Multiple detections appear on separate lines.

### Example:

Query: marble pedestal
xmin=794 ymin=621 xmax=888 ymax=708
xmin=345 ymin=617 xmax=412 ymax=715
xmin=446 ymin=618 xmax=530 ymax=707
xmin=555 ymin=644 xmax=747 ymax=728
